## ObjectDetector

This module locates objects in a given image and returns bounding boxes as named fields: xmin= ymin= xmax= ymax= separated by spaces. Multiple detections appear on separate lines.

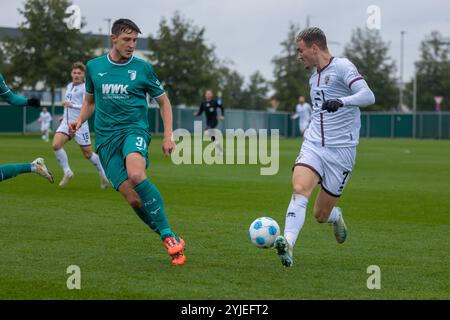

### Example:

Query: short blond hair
xmin=296 ymin=27 xmax=328 ymax=50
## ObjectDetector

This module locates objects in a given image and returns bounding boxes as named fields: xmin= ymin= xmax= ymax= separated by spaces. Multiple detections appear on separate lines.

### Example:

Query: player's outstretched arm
xmin=1 ymin=87 xmax=40 ymax=108
xmin=339 ymin=79 xmax=375 ymax=108
xmin=69 ymin=94 xmax=95 ymax=134
xmin=193 ymin=103 xmax=203 ymax=117
xmin=0 ymin=74 xmax=40 ymax=107
xmin=157 ymin=94 xmax=176 ymax=156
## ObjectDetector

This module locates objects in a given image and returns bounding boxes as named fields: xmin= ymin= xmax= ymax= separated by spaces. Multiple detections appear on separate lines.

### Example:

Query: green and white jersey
xmin=85 ymin=54 xmax=166 ymax=150
xmin=0 ymin=72 xmax=28 ymax=107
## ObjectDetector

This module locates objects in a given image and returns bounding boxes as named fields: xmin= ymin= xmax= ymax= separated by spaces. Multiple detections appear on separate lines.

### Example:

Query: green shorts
xmin=97 ymin=132 xmax=151 ymax=190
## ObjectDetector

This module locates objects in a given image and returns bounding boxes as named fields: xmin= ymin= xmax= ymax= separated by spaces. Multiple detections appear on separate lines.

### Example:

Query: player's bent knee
xmin=52 ymin=143 xmax=61 ymax=151
xmin=128 ymin=172 xmax=146 ymax=186
xmin=292 ymin=183 xmax=312 ymax=198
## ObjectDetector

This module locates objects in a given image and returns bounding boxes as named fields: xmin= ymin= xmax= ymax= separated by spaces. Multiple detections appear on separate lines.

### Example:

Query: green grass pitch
xmin=0 ymin=135 xmax=449 ymax=299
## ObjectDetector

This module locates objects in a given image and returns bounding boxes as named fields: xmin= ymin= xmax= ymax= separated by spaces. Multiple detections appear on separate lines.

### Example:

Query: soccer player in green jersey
xmin=70 ymin=19 xmax=185 ymax=266
xmin=0 ymin=72 xmax=54 ymax=183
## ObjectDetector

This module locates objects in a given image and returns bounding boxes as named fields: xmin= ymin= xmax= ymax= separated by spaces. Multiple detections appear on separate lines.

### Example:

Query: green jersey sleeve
xmin=144 ymin=64 xmax=165 ymax=99
xmin=85 ymin=63 xmax=94 ymax=94
xmin=0 ymin=73 xmax=28 ymax=107
xmin=0 ymin=73 xmax=9 ymax=95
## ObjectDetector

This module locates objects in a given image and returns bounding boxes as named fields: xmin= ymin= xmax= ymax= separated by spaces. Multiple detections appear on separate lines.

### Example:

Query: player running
xmin=52 ymin=62 xmax=109 ymax=188
xmin=291 ymin=95 xmax=312 ymax=136
xmin=194 ymin=89 xmax=225 ymax=155
xmin=0 ymin=72 xmax=53 ymax=183
xmin=275 ymin=27 xmax=375 ymax=267
xmin=70 ymin=19 xmax=186 ymax=266
xmin=38 ymin=106 xmax=52 ymax=142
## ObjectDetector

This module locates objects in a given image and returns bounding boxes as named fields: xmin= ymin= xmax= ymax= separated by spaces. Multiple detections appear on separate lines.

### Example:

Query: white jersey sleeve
xmin=336 ymin=58 xmax=364 ymax=89
xmin=336 ymin=59 xmax=375 ymax=108
xmin=304 ymin=57 xmax=375 ymax=148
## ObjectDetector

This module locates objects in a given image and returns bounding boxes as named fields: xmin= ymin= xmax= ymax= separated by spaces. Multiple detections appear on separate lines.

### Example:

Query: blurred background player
xmin=70 ymin=19 xmax=185 ymax=265
xmin=0 ymin=72 xmax=53 ymax=183
xmin=52 ymin=62 xmax=109 ymax=189
xmin=38 ymin=106 xmax=52 ymax=142
xmin=275 ymin=27 xmax=375 ymax=267
xmin=194 ymin=89 xmax=225 ymax=155
xmin=291 ymin=95 xmax=312 ymax=136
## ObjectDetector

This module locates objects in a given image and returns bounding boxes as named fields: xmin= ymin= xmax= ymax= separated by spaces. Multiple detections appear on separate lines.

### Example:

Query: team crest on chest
xmin=128 ymin=70 xmax=137 ymax=81
xmin=324 ymin=75 xmax=331 ymax=85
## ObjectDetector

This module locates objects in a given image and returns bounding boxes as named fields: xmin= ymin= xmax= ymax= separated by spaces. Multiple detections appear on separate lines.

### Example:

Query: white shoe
xmin=332 ymin=207 xmax=347 ymax=244
xmin=59 ymin=170 xmax=74 ymax=187
xmin=100 ymin=176 xmax=109 ymax=189
xmin=32 ymin=158 xmax=54 ymax=183
xmin=274 ymin=235 xmax=294 ymax=267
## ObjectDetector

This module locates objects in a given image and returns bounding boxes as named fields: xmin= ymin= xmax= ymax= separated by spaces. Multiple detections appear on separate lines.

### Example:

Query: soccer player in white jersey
xmin=291 ymin=95 xmax=312 ymax=136
xmin=52 ymin=62 xmax=109 ymax=188
xmin=38 ymin=107 xmax=52 ymax=142
xmin=275 ymin=27 xmax=375 ymax=267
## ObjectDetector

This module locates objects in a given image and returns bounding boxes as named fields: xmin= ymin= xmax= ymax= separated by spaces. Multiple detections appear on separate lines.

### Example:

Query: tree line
xmin=1 ymin=0 xmax=449 ymax=112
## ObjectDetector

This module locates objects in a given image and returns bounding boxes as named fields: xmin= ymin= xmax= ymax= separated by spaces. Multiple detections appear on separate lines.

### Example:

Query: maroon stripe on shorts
xmin=321 ymin=184 xmax=341 ymax=198
xmin=293 ymin=163 xmax=322 ymax=182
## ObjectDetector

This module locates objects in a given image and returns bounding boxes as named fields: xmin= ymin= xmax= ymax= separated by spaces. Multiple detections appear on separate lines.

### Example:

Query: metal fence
xmin=1 ymin=104 xmax=449 ymax=139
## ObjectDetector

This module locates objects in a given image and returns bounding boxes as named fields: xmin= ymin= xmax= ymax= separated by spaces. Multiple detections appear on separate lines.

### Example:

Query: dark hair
xmin=72 ymin=61 xmax=85 ymax=72
xmin=111 ymin=18 xmax=142 ymax=36
xmin=296 ymin=27 xmax=327 ymax=50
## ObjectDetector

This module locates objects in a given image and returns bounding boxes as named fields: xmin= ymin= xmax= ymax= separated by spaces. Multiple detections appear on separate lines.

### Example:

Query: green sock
xmin=0 ymin=163 xmax=32 ymax=182
xmin=132 ymin=206 xmax=161 ymax=236
xmin=133 ymin=179 xmax=174 ymax=240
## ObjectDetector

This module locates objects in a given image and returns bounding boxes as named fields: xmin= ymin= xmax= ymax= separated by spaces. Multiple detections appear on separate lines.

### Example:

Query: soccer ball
xmin=248 ymin=217 xmax=280 ymax=248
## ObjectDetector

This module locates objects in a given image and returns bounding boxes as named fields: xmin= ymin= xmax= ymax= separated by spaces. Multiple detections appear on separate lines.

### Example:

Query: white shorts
xmin=56 ymin=120 xmax=91 ymax=146
xmin=41 ymin=123 xmax=50 ymax=131
xmin=294 ymin=139 xmax=356 ymax=197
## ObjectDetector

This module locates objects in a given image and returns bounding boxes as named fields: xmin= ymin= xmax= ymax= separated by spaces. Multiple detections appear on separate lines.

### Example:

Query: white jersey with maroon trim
xmin=304 ymin=57 xmax=365 ymax=148
xmin=63 ymin=82 xmax=85 ymax=123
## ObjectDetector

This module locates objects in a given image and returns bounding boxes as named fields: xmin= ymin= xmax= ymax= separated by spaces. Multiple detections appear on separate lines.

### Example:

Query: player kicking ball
xmin=0 ymin=72 xmax=54 ymax=184
xmin=70 ymin=19 xmax=185 ymax=266
xmin=52 ymin=62 xmax=109 ymax=188
xmin=275 ymin=27 xmax=375 ymax=267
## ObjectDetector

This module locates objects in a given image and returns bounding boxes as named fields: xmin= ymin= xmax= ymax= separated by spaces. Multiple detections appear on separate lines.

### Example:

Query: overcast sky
xmin=1 ymin=0 xmax=449 ymax=84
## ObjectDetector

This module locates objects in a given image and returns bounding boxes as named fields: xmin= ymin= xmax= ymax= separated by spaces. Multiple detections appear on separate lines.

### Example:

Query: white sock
xmin=284 ymin=194 xmax=308 ymax=248
xmin=89 ymin=152 xmax=107 ymax=179
xmin=327 ymin=207 xmax=341 ymax=223
xmin=54 ymin=148 xmax=71 ymax=174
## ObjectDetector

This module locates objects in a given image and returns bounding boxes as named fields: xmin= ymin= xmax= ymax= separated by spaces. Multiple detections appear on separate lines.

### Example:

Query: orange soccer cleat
xmin=163 ymin=236 xmax=185 ymax=256
xmin=171 ymin=252 xmax=186 ymax=266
